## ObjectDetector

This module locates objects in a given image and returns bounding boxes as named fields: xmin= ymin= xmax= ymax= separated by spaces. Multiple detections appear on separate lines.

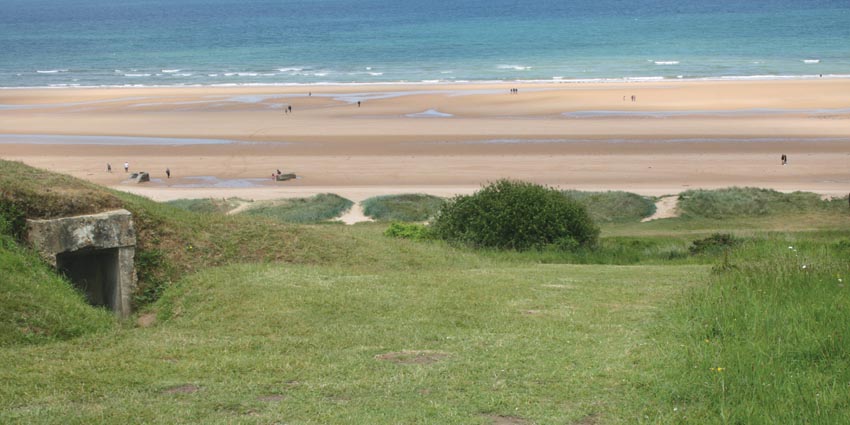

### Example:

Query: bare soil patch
xmin=162 ymin=384 xmax=200 ymax=394
xmin=375 ymin=350 xmax=449 ymax=364
xmin=137 ymin=313 xmax=156 ymax=328
xmin=486 ymin=414 xmax=530 ymax=425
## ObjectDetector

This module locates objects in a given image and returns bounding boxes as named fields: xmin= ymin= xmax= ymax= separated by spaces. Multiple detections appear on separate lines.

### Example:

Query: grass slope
xmin=240 ymin=194 xmax=353 ymax=223
xmin=0 ymin=233 xmax=113 ymax=346
xmin=361 ymin=194 xmax=444 ymax=222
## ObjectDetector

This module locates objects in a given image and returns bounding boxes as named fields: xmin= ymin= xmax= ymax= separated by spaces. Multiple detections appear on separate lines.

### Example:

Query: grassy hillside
xmin=361 ymin=194 xmax=444 ymax=222
xmin=1 ymin=258 xmax=706 ymax=423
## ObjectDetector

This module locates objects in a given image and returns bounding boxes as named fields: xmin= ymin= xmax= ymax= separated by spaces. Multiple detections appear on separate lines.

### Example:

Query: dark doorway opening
xmin=56 ymin=248 xmax=119 ymax=310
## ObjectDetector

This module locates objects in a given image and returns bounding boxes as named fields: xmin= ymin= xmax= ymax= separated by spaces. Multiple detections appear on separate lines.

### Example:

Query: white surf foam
xmin=803 ymin=59 xmax=821 ymax=64
xmin=161 ymin=69 xmax=181 ymax=73
xmin=497 ymin=65 xmax=532 ymax=71
xmin=36 ymin=69 xmax=67 ymax=74
xmin=124 ymin=73 xmax=151 ymax=77
xmin=654 ymin=61 xmax=679 ymax=65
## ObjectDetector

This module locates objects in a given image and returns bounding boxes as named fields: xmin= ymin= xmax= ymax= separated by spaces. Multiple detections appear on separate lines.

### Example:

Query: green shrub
xmin=362 ymin=194 xmax=444 ymax=222
xmin=384 ymin=222 xmax=432 ymax=240
xmin=431 ymin=180 xmax=599 ymax=250
xmin=0 ymin=200 xmax=25 ymax=239
xmin=562 ymin=190 xmax=655 ymax=223
xmin=689 ymin=233 xmax=738 ymax=255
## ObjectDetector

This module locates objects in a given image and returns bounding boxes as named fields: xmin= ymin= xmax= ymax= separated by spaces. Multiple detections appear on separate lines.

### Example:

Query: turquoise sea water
xmin=1 ymin=0 xmax=849 ymax=87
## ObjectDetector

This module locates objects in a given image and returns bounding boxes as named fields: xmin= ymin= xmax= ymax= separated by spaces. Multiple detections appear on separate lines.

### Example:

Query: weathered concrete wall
xmin=26 ymin=209 xmax=137 ymax=317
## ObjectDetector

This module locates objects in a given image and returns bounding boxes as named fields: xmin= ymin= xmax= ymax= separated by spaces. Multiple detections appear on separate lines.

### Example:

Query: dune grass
xmin=678 ymin=187 xmax=846 ymax=219
xmin=240 ymin=194 xmax=353 ymax=224
xmin=562 ymin=190 xmax=656 ymax=223
xmin=165 ymin=197 xmax=247 ymax=214
xmin=361 ymin=194 xmax=444 ymax=222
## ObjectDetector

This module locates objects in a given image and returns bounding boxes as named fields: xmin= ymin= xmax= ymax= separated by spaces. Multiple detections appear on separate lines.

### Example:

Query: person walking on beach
xmin=288 ymin=105 xmax=292 ymax=113
xmin=357 ymin=101 xmax=361 ymax=107
xmin=124 ymin=162 xmax=129 ymax=173
xmin=781 ymin=154 xmax=787 ymax=165
xmin=166 ymin=168 xmax=171 ymax=178
xmin=107 ymin=163 xmax=112 ymax=173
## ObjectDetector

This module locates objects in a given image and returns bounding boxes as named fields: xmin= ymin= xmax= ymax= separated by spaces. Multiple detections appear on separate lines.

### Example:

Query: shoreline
xmin=4 ymin=73 xmax=850 ymax=91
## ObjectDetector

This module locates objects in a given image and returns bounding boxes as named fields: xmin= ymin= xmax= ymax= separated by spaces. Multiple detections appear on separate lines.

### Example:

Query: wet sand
xmin=1 ymin=79 xmax=849 ymax=201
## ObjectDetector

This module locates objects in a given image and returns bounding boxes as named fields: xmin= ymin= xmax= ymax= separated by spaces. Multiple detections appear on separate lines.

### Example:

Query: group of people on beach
xmin=509 ymin=88 xmax=519 ymax=94
xmin=107 ymin=162 xmax=170 ymax=178
xmin=623 ymin=95 xmax=637 ymax=102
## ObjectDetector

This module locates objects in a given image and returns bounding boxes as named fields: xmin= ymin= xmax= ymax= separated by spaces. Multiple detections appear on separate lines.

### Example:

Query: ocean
xmin=1 ymin=0 xmax=849 ymax=88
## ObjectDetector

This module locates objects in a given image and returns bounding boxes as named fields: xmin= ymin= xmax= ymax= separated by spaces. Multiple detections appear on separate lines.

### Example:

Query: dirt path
xmin=337 ymin=203 xmax=374 ymax=225
xmin=641 ymin=196 xmax=680 ymax=222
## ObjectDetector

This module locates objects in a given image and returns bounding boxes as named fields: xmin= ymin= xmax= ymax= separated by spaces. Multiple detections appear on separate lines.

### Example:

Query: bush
xmin=384 ymin=222 xmax=432 ymax=240
xmin=431 ymin=180 xmax=599 ymax=250
xmin=689 ymin=233 xmax=738 ymax=255
xmin=362 ymin=194 xmax=444 ymax=222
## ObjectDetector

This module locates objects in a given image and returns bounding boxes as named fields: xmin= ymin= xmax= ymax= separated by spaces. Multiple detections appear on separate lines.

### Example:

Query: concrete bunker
xmin=26 ymin=209 xmax=137 ymax=317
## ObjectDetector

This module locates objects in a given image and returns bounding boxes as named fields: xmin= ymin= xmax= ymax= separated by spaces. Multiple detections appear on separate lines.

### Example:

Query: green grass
xmin=165 ymin=198 xmax=247 ymax=214
xmin=240 ymin=194 xmax=353 ymax=223
xmin=0 ymin=257 xmax=705 ymax=423
xmin=562 ymin=190 xmax=656 ymax=223
xmin=678 ymin=187 xmax=846 ymax=219
xmin=361 ymin=194 xmax=444 ymax=222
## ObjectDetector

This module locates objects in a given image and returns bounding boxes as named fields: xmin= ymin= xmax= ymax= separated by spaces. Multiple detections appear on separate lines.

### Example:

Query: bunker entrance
xmin=56 ymin=248 xmax=120 ymax=310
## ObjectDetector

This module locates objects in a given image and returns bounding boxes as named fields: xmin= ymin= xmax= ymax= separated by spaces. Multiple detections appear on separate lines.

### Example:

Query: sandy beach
xmin=2 ymin=79 xmax=849 ymax=201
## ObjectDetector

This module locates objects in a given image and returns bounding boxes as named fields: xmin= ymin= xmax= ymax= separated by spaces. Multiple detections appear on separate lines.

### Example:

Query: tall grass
xmin=678 ymin=187 xmax=843 ymax=219
xmin=648 ymin=237 xmax=850 ymax=423
xmin=562 ymin=190 xmax=656 ymax=223
xmin=240 ymin=193 xmax=353 ymax=223
xmin=361 ymin=194 xmax=444 ymax=222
